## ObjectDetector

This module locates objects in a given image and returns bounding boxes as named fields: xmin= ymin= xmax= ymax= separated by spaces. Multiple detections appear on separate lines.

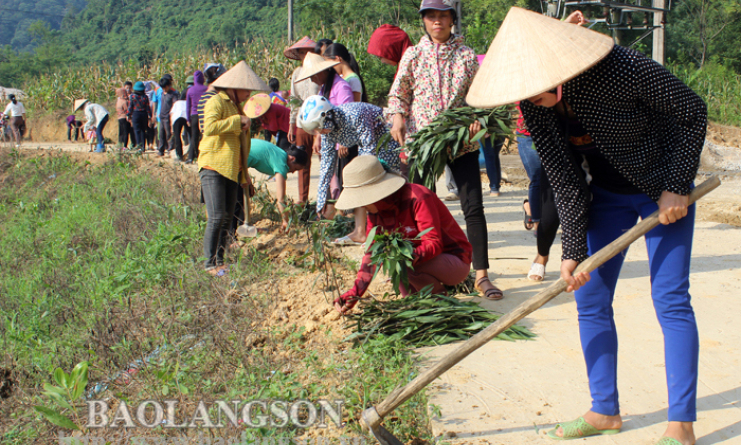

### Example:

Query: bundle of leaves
xmin=377 ymin=106 xmax=515 ymax=189
xmin=363 ymin=226 xmax=432 ymax=295
xmin=344 ymin=287 xmax=535 ymax=347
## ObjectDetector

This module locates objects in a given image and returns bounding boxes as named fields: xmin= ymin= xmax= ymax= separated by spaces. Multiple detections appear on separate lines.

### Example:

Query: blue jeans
xmin=480 ymin=137 xmax=503 ymax=192
xmin=95 ymin=114 xmax=109 ymax=152
xmin=517 ymin=135 xmax=542 ymax=221
xmin=575 ymin=185 xmax=698 ymax=421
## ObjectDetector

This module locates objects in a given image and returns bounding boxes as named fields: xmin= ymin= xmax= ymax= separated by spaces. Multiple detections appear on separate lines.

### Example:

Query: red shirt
xmin=347 ymin=183 xmax=472 ymax=298
xmin=261 ymin=103 xmax=290 ymax=136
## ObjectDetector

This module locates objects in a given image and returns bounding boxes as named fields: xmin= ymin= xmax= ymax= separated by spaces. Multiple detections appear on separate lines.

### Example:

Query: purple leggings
xmin=400 ymin=253 xmax=470 ymax=296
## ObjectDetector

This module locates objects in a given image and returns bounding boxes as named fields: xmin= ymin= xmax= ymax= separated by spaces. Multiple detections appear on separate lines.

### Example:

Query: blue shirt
xmin=248 ymin=139 xmax=289 ymax=179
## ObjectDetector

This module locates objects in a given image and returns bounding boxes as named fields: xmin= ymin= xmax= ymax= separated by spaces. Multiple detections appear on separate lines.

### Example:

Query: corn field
xmin=23 ymin=23 xmax=423 ymax=115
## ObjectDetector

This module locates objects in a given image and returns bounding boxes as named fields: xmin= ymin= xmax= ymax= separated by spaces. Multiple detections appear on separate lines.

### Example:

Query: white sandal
xmin=528 ymin=263 xmax=545 ymax=281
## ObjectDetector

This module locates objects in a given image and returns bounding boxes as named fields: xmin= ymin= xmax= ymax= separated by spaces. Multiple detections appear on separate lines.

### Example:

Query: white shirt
xmin=344 ymin=76 xmax=363 ymax=95
xmin=83 ymin=103 xmax=109 ymax=132
xmin=3 ymin=101 xmax=25 ymax=118
xmin=170 ymin=100 xmax=188 ymax=123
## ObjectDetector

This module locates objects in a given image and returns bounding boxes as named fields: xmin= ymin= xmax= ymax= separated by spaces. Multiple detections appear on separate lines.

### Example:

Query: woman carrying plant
xmin=388 ymin=0 xmax=502 ymax=300
xmin=285 ymin=36 xmax=321 ymax=203
xmin=467 ymin=8 xmax=707 ymax=445
xmin=333 ymin=156 xmax=472 ymax=314
xmin=298 ymin=96 xmax=401 ymax=244
xmin=198 ymin=61 xmax=269 ymax=275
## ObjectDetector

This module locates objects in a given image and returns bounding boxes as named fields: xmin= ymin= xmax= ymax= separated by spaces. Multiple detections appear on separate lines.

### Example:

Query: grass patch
xmin=0 ymin=149 xmax=434 ymax=444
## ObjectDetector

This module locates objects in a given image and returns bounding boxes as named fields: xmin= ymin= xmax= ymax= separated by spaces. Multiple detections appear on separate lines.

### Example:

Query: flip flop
xmin=523 ymin=199 xmax=534 ymax=230
xmin=654 ymin=438 xmax=685 ymax=445
xmin=475 ymin=277 xmax=504 ymax=301
xmin=528 ymin=263 xmax=545 ymax=281
xmin=332 ymin=235 xmax=361 ymax=246
xmin=546 ymin=417 xmax=620 ymax=440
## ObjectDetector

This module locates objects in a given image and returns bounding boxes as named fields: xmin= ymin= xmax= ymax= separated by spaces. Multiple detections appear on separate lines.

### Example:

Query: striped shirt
xmin=197 ymin=90 xmax=217 ymax=132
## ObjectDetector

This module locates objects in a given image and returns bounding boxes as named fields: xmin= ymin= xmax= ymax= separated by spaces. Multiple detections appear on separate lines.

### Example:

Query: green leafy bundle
xmin=403 ymin=106 xmax=515 ymax=189
xmin=344 ymin=287 xmax=535 ymax=347
xmin=363 ymin=226 xmax=429 ymax=295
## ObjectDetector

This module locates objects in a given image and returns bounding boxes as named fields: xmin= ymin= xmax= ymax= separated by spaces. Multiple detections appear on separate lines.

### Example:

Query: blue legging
xmin=575 ymin=185 xmax=698 ymax=422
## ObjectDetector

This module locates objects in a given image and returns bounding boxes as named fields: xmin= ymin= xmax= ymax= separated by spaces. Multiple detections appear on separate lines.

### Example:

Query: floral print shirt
xmin=387 ymin=34 xmax=479 ymax=158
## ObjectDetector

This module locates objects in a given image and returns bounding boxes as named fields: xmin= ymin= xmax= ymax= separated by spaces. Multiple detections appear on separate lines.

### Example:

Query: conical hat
xmin=467 ymin=7 xmax=614 ymax=108
xmin=74 ymin=99 xmax=89 ymax=112
xmin=295 ymin=53 xmax=339 ymax=83
xmin=243 ymin=93 xmax=272 ymax=118
xmin=284 ymin=36 xmax=316 ymax=60
xmin=211 ymin=61 xmax=270 ymax=91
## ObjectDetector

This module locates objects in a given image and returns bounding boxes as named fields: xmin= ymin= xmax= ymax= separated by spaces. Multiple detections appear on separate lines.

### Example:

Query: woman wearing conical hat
xmin=468 ymin=8 xmax=707 ymax=445
xmin=198 ymin=61 xmax=269 ymax=276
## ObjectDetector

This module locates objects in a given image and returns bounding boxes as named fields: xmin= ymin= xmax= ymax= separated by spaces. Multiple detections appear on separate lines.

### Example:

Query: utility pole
xmin=456 ymin=1 xmax=462 ymax=34
xmin=288 ymin=0 xmax=294 ymax=41
xmin=652 ymin=0 xmax=665 ymax=65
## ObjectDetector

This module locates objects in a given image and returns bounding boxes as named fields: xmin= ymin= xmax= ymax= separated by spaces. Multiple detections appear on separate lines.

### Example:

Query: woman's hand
xmin=334 ymin=291 xmax=359 ymax=314
xmin=338 ymin=145 xmax=349 ymax=158
xmin=560 ymin=259 xmax=590 ymax=292
xmin=565 ymin=10 xmax=588 ymax=25
xmin=469 ymin=120 xmax=482 ymax=141
xmin=657 ymin=191 xmax=689 ymax=225
xmin=288 ymin=124 xmax=296 ymax=143
xmin=312 ymin=135 xmax=322 ymax=154
xmin=390 ymin=114 xmax=407 ymax=146
xmin=240 ymin=116 xmax=251 ymax=132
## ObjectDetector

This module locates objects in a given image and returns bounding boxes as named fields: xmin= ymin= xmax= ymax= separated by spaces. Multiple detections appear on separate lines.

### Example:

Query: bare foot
xmin=662 ymin=421 xmax=695 ymax=445
xmin=552 ymin=411 xmax=622 ymax=438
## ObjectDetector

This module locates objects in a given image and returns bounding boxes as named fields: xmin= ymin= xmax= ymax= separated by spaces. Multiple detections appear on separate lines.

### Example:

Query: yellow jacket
xmin=198 ymin=91 xmax=250 ymax=183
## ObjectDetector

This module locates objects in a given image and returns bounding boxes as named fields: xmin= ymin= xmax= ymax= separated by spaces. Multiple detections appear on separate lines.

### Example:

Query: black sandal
xmin=475 ymin=277 xmax=504 ymax=301
xmin=523 ymin=199 xmax=534 ymax=231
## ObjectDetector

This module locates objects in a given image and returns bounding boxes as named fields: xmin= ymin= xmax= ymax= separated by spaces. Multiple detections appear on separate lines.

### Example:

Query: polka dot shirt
xmin=316 ymin=102 xmax=402 ymax=212
xmin=521 ymin=45 xmax=707 ymax=262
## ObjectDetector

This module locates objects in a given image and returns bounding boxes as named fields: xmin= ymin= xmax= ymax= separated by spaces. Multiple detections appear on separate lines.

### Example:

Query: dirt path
xmin=20 ymin=141 xmax=741 ymax=444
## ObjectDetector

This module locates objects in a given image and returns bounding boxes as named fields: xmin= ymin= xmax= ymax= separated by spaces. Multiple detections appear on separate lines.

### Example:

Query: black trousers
xmin=448 ymin=150 xmax=489 ymax=271
xmin=536 ymin=171 xmax=560 ymax=257
xmin=171 ymin=117 xmax=189 ymax=159
xmin=67 ymin=125 xmax=79 ymax=141
xmin=131 ymin=112 xmax=149 ymax=150
xmin=188 ymin=114 xmax=201 ymax=162
xmin=118 ymin=118 xmax=133 ymax=147
xmin=158 ymin=117 xmax=172 ymax=155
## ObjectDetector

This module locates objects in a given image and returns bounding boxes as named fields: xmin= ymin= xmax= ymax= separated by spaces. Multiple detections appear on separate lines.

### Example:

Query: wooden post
xmin=652 ymin=0 xmax=665 ymax=65
xmin=456 ymin=1 xmax=462 ymax=35
xmin=288 ymin=0 xmax=294 ymax=41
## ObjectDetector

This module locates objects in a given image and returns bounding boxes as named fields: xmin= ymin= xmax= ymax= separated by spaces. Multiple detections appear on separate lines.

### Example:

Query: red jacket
xmin=261 ymin=103 xmax=290 ymax=136
xmin=347 ymin=183 xmax=472 ymax=298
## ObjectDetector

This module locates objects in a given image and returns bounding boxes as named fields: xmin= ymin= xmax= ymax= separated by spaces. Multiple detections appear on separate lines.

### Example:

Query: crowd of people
xmin=53 ymin=3 xmax=712 ymax=444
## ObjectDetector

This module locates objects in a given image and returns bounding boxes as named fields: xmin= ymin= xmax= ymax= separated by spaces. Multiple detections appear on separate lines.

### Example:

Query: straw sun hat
xmin=335 ymin=156 xmax=406 ymax=210
xmin=243 ymin=93 xmax=272 ymax=119
xmin=284 ymin=36 xmax=317 ymax=60
xmin=466 ymin=7 xmax=614 ymax=108
xmin=211 ymin=61 xmax=270 ymax=92
xmin=73 ymin=99 xmax=89 ymax=112
xmin=295 ymin=53 xmax=339 ymax=83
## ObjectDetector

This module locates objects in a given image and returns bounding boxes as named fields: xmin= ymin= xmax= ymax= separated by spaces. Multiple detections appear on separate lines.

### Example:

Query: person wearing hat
xmin=115 ymin=81 xmax=134 ymax=150
xmin=198 ymin=61 xmax=269 ymax=275
xmin=185 ymin=70 xmax=207 ymax=163
xmin=3 ymin=94 xmax=26 ymax=148
xmin=387 ymin=0 xmax=501 ymax=301
xmin=197 ymin=63 xmax=227 ymax=135
xmin=75 ymin=99 xmax=109 ymax=153
xmin=367 ymin=24 xmax=412 ymax=71
xmin=298 ymin=96 xmax=401 ymax=245
xmin=127 ymin=81 xmax=151 ymax=152
xmin=297 ymin=52 xmax=354 ymax=201
xmin=285 ymin=36 xmax=321 ymax=203
xmin=467 ymin=8 xmax=707 ymax=445
xmin=244 ymin=93 xmax=291 ymax=150
xmin=247 ymin=139 xmax=309 ymax=230
xmin=333 ymin=155 xmax=472 ymax=314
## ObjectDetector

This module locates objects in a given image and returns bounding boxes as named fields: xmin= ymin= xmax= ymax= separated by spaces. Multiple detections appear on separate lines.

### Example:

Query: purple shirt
xmin=186 ymin=70 xmax=208 ymax=117
xmin=322 ymin=75 xmax=354 ymax=107
xmin=66 ymin=115 xmax=76 ymax=128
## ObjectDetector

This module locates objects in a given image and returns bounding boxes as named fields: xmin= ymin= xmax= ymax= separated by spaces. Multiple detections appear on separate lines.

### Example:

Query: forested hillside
xmin=0 ymin=0 xmax=86 ymax=52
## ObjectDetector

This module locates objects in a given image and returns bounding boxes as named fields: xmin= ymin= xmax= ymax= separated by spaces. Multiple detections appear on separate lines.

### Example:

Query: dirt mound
xmin=707 ymin=122 xmax=741 ymax=149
